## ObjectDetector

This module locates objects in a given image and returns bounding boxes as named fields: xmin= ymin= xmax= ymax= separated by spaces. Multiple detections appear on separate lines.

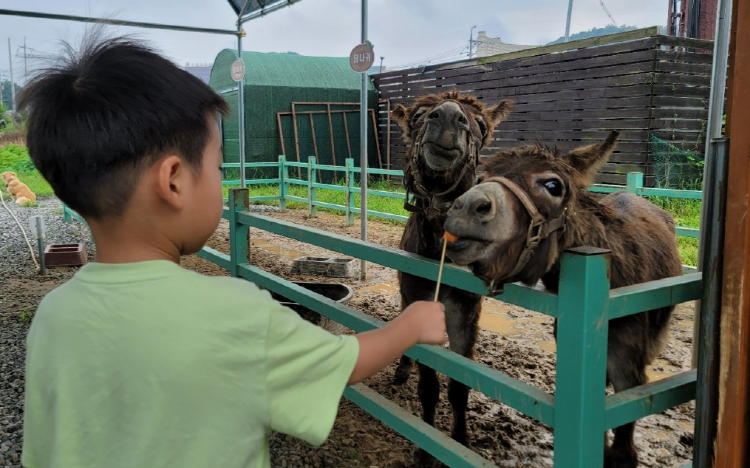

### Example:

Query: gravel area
xmin=0 ymin=197 xmax=696 ymax=468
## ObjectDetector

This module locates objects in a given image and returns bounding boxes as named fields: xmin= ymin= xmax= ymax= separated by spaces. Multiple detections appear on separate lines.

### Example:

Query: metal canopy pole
xmin=359 ymin=0 xmax=368 ymax=280
xmin=236 ymin=1 xmax=250 ymax=189
xmin=0 ymin=9 xmax=237 ymax=35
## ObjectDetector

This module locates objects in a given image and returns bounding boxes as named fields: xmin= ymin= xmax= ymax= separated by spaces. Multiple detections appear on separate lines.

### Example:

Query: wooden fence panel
xmin=373 ymin=32 xmax=712 ymax=186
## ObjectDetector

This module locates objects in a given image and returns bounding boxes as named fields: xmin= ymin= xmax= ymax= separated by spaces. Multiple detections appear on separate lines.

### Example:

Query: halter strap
xmin=403 ymin=103 xmax=481 ymax=218
xmin=481 ymin=176 xmax=567 ymax=284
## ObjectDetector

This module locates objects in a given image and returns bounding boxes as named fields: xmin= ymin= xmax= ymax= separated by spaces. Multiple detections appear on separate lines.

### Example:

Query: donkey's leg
xmin=415 ymin=362 xmax=442 ymax=467
xmin=396 ymin=273 xmax=433 ymax=385
xmin=445 ymin=292 xmax=481 ymax=446
xmin=605 ymin=331 xmax=648 ymax=468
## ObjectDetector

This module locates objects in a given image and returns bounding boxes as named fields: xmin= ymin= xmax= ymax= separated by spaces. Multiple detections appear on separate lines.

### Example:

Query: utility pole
xmin=7 ymin=39 xmax=15 ymax=110
xmin=379 ymin=56 xmax=384 ymax=73
xmin=469 ymin=25 xmax=477 ymax=58
xmin=23 ymin=37 xmax=27 ymax=81
xmin=564 ymin=0 xmax=574 ymax=42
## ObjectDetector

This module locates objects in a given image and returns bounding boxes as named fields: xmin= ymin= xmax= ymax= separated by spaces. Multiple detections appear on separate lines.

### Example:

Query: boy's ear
xmin=155 ymin=155 xmax=186 ymax=210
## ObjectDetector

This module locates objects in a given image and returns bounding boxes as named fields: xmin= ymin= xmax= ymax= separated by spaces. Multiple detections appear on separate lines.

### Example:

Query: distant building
xmin=667 ymin=0 xmax=718 ymax=39
xmin=474 ymin=31 xmax=536 ymax=58
xmin=184 ymin=63 xmax=213 ymax=84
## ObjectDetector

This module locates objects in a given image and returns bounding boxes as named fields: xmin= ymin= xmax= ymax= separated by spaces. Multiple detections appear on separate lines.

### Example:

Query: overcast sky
xmin=1 ymin=0 xmax=668 ymax=83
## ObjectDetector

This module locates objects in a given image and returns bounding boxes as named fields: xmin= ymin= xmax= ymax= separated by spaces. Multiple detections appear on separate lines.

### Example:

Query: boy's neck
xmin=87 ymin=217 xmax=182 ymax=265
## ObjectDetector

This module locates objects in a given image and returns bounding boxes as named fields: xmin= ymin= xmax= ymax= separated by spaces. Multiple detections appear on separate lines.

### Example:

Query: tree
xmin=547 ymin=24 xmax=638 ymax=45
xmin=1 ymin=80 xmax=23 ymax=111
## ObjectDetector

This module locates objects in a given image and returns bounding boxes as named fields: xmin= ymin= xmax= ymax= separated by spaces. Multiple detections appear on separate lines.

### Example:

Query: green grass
xmin=647 ymin=196 xmax=702 ymax=266
xmin=225 ymin=180 xmax=409 ymax=224
xmin=0 ymin=144 xmax=54 ymax=197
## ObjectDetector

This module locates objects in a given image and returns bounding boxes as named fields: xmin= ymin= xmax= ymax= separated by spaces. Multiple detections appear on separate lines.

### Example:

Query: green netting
xmin=650 ymin=135 xmax=704 ymax=190
xmin=210 ymin=50 xmax=378 ymax=182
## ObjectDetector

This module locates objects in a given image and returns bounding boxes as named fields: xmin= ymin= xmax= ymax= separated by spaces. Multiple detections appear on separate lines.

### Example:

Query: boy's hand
xmin=401 ymin=301 xmax=447 ymax=345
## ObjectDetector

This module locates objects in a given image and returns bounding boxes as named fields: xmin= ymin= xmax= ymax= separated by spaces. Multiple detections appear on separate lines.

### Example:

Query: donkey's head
xmin=443 ymin=131 xmax=619 ymax=290
xmin=392 ymin=91 xmax=512 ymax=199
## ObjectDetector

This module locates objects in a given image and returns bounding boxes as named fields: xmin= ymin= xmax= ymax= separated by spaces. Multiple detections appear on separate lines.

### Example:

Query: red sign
xmin=349 ymin=43 xmax=375 ymax=73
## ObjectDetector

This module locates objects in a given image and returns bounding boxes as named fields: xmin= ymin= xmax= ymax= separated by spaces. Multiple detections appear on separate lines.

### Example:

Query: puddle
xmin=250 ymin=239 xmax=306 ymax=261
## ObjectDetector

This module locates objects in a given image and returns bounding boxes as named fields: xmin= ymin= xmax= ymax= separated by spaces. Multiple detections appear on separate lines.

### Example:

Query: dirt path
xmin=182 ymin=208 xmax=696 ymax=468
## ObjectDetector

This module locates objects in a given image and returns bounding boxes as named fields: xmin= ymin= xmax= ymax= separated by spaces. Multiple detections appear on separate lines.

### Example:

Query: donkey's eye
xmin=543 ymin=180 xmax=563 ymax=197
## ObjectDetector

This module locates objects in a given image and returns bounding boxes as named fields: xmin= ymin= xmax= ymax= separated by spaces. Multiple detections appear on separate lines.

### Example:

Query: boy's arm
xmin=348 ymin=301 xmax=446 ymax=385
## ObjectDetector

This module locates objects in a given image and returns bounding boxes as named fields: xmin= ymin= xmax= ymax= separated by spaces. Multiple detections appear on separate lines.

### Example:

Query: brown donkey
xmin=391 ymin=90 xmax=513 ymax=464
xmin=443 ymin=131 xmax=682 ymax=468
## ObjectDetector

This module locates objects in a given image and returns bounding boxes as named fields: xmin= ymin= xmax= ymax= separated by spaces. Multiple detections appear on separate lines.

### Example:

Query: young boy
xmin=18 ymin=36 xmax=446 ymax=468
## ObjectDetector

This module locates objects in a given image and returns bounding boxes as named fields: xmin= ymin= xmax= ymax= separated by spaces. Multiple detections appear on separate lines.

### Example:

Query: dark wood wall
xmin=373 ymin=30 xmax=713 ymax=186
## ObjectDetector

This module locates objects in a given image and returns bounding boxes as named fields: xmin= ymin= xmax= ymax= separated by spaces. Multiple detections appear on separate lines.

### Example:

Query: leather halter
xmin=480 ymin=176 xmax=567 ymax=290
xmin=403 ymin=102 xmax=481 ymax=220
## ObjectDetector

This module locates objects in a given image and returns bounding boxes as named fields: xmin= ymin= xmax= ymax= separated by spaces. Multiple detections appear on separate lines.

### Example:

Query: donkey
xmin=391 ymin=90 xmax=513 ymax=463
xmin=442 ymin=131 xmax=682 ymax=468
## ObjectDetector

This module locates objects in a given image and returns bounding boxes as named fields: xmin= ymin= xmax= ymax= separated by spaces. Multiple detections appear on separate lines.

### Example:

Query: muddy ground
xmin=185 ymin=208 xmax=696 ymax=468
xmin=1 ymin=203 xmax=695 ymax=468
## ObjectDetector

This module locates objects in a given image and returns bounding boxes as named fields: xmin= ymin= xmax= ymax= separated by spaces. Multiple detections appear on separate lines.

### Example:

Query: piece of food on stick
xmin=443 ymin=231 xmax=459 ymax=243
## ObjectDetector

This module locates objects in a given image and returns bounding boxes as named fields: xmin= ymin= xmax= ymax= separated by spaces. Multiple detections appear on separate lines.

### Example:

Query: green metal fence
xmin=198 ymin=188 xmax=699 ymax=468
xmin=223 ymin=156 xmax=702 ymax=239
xmin=60 ymin=188 xmax=699 ymax=467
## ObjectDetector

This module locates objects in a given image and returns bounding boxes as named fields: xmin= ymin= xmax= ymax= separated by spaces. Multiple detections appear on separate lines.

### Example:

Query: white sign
xmin=349 ymin=43 xmax=375 ymax=73
xmin=230 ymin=59 xmax=246 ymax=82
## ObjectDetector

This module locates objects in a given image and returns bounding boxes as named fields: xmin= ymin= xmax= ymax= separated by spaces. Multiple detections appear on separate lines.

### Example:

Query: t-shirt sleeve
xmin=264 ymin=301 xmax=359 ymax=446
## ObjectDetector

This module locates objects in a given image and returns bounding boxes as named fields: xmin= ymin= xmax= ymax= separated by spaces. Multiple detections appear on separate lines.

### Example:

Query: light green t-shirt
xmin=22 ymin=260 xmax=359 ymax=468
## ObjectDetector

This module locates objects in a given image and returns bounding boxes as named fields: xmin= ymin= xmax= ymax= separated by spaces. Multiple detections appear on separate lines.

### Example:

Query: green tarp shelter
xmin=210 ymin=49 xmax=378 ymax=177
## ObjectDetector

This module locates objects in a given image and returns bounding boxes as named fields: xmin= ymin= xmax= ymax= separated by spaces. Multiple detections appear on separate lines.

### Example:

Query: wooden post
xmin=626 ymin=172 xmax=643 ymax=194
xmin=291 ymin=103 xmax=302 ymax=178
xmin=715 ymin=0 xmax=750 ymax=465
xmin=327 ymin=103 xmax=338 ymax=183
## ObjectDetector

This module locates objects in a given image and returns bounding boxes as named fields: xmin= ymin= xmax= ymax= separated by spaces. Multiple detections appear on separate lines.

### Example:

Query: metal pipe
xmin=359 ymin=0 xmax=368 ymax=280
xmin=564 ymin=0 xmax=574 ymax=42
xmin=237 ymin=29 xmax=247 ymax=188
xmin=692 ymin=0 xmax=733 ymax=464
xmin=693 ymin=137 xmax=729 ymax=468
xmin=239 ymin=0 xmax=304 ymax=24
xmin=0 ymin=9 xmax=237 ymax=35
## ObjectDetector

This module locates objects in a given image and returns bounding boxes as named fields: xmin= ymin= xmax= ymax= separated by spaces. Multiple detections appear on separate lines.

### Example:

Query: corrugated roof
xmin=210 ymin=49 xmax=374 ymax=91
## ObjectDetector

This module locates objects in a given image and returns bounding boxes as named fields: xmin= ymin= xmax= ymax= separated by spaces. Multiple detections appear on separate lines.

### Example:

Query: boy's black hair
xmin=17 ymin=34 xmax=230 ymax=219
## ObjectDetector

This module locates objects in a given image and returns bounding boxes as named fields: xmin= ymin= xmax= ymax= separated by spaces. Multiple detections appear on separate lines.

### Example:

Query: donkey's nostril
xmin=457 ymin=115 xmax=468 ymax=125
xmin=476 ymin=200 xmax=492 ymax=215
xmin=428 ymin=110 xmax=440 ymax=119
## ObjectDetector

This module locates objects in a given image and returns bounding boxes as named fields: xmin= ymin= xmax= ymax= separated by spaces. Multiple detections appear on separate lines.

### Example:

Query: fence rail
xmin=223 ymin=157 xmax=702 ymax=238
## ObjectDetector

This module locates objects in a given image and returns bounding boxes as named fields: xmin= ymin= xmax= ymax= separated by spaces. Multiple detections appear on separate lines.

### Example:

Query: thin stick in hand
xmin=434 ymin=231 xmax=459 ymax=301
xmin=434 ymin=239 xmax=448 ymax=301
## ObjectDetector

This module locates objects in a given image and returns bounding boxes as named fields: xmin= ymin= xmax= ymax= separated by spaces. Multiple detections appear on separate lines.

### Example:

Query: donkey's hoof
xmin=604 ymin=448 xmax=638 ymax=468
xmin=393 ymin=362 xmax=412 ymax=385
xmin=414 ymin=448 xmax=444 ymax=468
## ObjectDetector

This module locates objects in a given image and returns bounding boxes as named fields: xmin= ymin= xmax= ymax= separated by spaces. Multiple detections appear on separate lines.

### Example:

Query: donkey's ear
xmin=485 ymin=99 xmax=514 ymax=128
xmin=391 ymin=104 xmax=412 ymax=142
xmin=566 ymin=131 xmax=619 ymax=186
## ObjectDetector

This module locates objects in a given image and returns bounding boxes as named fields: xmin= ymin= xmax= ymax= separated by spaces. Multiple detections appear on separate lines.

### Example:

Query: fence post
xmin=228 ymin=188 xmax=250 ymax=278
xmin=345 ymin=158 xmax=355 ymax=226
xmin=308 ymin=156 xmax=318 ymax=218
xmin=63 ymin=205 xmax=71 ymax=224
xmin=626 ymin=172 xmax=644 ymax=194
xmin=554 ymin=246 xmax=611 ymax=468
xmin=278 ymin=155 xmax=287 ymax=211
